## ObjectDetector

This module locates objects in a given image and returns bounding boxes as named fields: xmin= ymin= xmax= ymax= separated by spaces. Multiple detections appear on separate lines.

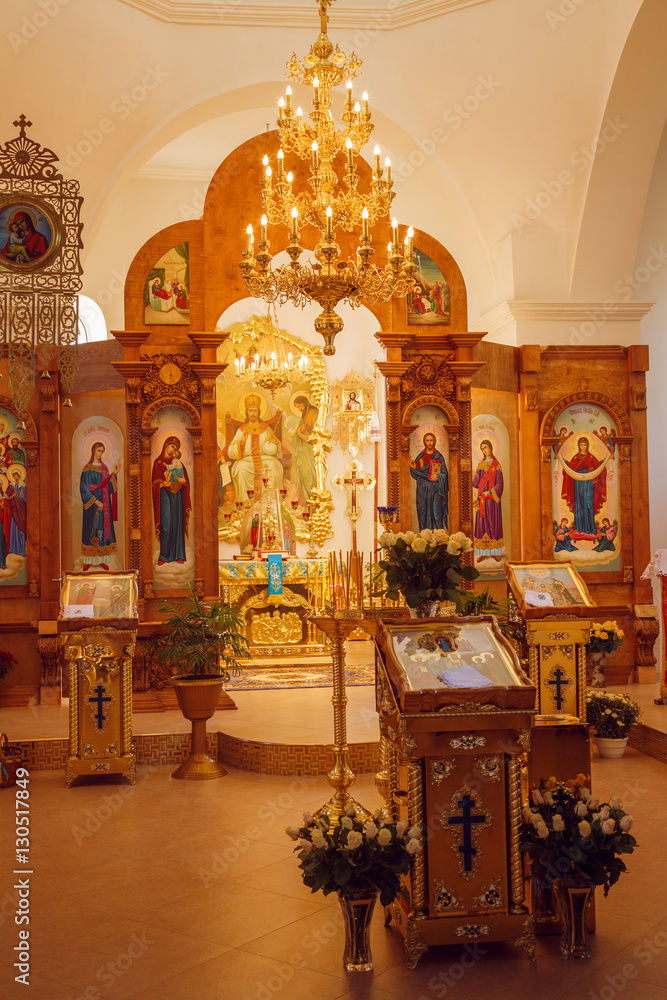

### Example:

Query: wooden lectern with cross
xmin=332 ymin=459 xmax=376 ymax=553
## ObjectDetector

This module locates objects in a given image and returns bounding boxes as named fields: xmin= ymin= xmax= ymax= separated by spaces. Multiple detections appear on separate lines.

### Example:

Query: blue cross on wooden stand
xmin=546 ymin=666 xmax=570 ymax=711
xmin=448 ymin=794 xmax=486 ymax=872
xmin=89 ymin=683 xmax=112 ymax=730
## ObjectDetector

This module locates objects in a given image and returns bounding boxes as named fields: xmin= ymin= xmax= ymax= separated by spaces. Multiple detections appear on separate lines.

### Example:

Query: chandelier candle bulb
xmin=374 ymin=144 xmax=381 ymax=175
xmin=345 ymin=79 xmax=353 ymax=109
xmin=362 ymin=91 xmax=369 ymax=117
xmin=312 ymin=140 xmax=319 ymax=172
xmin=313 ymin=75 xmax=320 ymax=105
xmin=286 ymin=85 xmax=292 ymax=110
xmin=260 ymin=215 xmax=267 ymax=243
xmin=385 ymin=158 xmax=392 ymax=184
xmin=354 ymin=101 xmax=361 ymax=125
xmin=362 ymin=207 xmax=369 ymax=241
xmin=246 ymin=224 xmax=253 ymax=254
xmin=278 ymin=97 xmax=285 ymax=123
xmin=290 ymin=206 xmax=298 ymax=239
xmin=346 ymin=138 xmax=354 ymax=172
xmin=277 ymin=149 xmax=284 ymax=178
xmin=296 ymin=107 xmax=303 ymax=128
xmin=326 ymin=205 xmax=333 ymax=239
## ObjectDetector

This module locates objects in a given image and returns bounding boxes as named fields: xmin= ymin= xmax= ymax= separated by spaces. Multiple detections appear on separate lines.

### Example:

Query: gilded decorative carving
xmin=38 ymin=635 xmax=59 ymax=686
xmin=400 ymin=353 xmax=456 ymax=402
xmin=251 ymin=609 xmax=302 ymax=644
xmin=192 ymin=436 xmax=203 ymax=455
xmin=523 ymin=385 xmax=538 ymax=411
xmin=331 ymin=370 xmax=375 ymax=456
xmin=125 ymin=377 xmax=142 ymax=404
xmin=449 ymin=430 xmax=460 ymax=452
xmin=440 ymin=784 xmax=493 ymax=881
xmin=541 ymin=445 xmax=551 ymax=463
xmin=541 ymin=391 xmax=633 ymax=438
xmin=405 ymin=919 xmax=428 ymax=971
xmin=623 ymin=565 xmax=634 ymax=584
xmin=199 ymin=377 xmax=217 ymax=405
xmin=631 ymin=384 xmax=647 ymax=410
xmin=143 ymin=581 xmax=154 ymax=599
xmin=506 ymin=755 xmax=526 ymax=912
xmin=27 ymin=449 xmax=38 ymax=467
xmin=401 ymin=731 xmax=418 ymax=757
xmin=473 ymin=877 xmax=503 ymax=910
xmin=430 ymin=758 xmax=456 ymax=785
xmin=408 ymin=759 xmax=427 ymax=915
xmin=473 ymin=755 xmax=501 ymax=783
xmin=454 ymin=923 xmax=490 ymax=937
xmin=620 ymin=443 xmax=631 ymax=462
xmin=514 ymin=914 xmax=536 ymax=961
xmin=140 ymin=353 xmax=201 ymax=409
xmin=518 ymin=730 xmax=531 ymax=751
xmin=547 ymin=632 xmax=569 ymax=641
xmin=450 ymin=734 xmax=486 ymax=750
xmin=438 ymin=701 xmax=497 ymax=715
xmin=194 ymin=578 xmax=204 ymax=597
xmin=39 ymin=382 xmax=56 ymax=412
xmin=432 ymin=879 xmax=463 ymax=912
xmin=141 ymin=435 xmax=152 ymax=456
xmin=28 ymin=579 xmax=39 ymax=597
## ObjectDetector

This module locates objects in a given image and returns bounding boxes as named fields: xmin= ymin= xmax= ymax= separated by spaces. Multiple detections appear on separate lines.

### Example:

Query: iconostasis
xmin=0 ymin=129 xmax=654 ymax=701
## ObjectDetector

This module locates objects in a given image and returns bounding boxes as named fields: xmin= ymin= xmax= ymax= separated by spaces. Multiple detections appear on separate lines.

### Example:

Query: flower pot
xmin=408 ymin=600 xmax=440 ymax=618
xmin=337 ymin=890 xmax=378 ymax=972
xmin=594 ymin=736 xmax=628 ymax=759
xmin=171 ymin=676 xmax=227 ymax=780
xmin=553 ymin=877 xmax=595 ymax=959
xmin=586 ymin=650 xmax=606 ymax=688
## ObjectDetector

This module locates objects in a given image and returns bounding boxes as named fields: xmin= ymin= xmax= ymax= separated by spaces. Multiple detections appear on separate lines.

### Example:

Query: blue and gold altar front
xmin=219 ymin=558 xmax=328 ymax=664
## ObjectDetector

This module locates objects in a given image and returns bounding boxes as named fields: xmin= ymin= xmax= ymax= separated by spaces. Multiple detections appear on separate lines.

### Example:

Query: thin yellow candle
xmin=362 ymin=91 xmax=369 ymax=116
xmin=374 ymin=144 xmax=381 ymax=175
xmin=277 ymin=149 xmax=284 ymax=179
xmin=362 ymin=207 xmax=369 ymax=241
xmin=346 ymin=137 xmax=354 ymax=172
xmin=326 ymin=205 xmax=333 ymax=239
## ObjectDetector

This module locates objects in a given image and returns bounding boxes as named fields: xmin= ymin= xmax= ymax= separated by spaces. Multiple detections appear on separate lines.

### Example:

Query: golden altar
xmin=219 ymin=558 xmax=328 ymax=664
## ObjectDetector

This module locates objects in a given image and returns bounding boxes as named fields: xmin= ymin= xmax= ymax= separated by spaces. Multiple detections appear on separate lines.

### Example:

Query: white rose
xmin=575 ymin=802 xmax=588 ymax=818
xmin=379 ymin=531 xmax=395 ymax=548
xmin=311 ymin=828 xmax=327 ymax=849
xmin=344 ymin=802 xmax=356 ymax=817
xmin=412 ymin=537 xmax=427 ymax=553
xmin=340 ymin=816 xmax=353 ymax=830
xmin=396 ymin=819 xmax=409 ymax=837
xmin=405 ymin=838 xmax=420 ymax=855
xmin=373 ymin=810 xmax=384 ymax=824
xmin=552 ymin=815 xmax=565 ymax=832
xmin=532 ymin=789 xmax=545 ymax=806
xmin=404 ymin=531 xmax=415 ymax=545
xmin=285 ymin=826 xmax=300 ymax=841
xmin=544 ymin=791 xmax=554 ymax=806
xmin=420 ymin=528 xmax=434 ymax=543
xmin=378 ymin=828 xmax=393 ymax=846
xmin=599 ymin=806 xmax=610 ymax=821
xmin=536 ymin=822 xmax=549 ymax=839
xmin=580 ymin=787 xmax=592 ymax=801
xmin=346 ymin=830 xmax=363 ymax=850
xmin=394 ymin=532 xmax=407 ymax=543
xmin=433 ymin=529 xmax=449 ymax=544
xmin=619 ymin=815 xmax=633 ymax=832
xmin=446 ymin=540 xmax=462 ymax=555
xmin=408 ymin=825 xmax=421 ymax=840
xmin=522 ymin=808 xmax=533 ymax=824
xmin=303 ymin=812 xmax=315 ymax=825
xmin=529 ymin=812 xmax=542 ymax=828
xmin=364 ymin=822 xmax=378 ymax=839
xmin=588 ymin=797 xmax=600 ymax=810
xmin=610 ymin=797 xmax=623 ymax=810
xmin=601 ymin=818 xmax=616 ymax=835
xmin=298 ymin=838 xmax=313 ymax=853
xmin=578 ymin=820 xmax=592 ymax=838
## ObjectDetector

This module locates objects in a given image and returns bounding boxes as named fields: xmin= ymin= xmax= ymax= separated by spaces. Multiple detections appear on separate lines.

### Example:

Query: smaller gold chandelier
xmin=231 ymin=313 xmax=308 ymax=397
xmin=239 ymin=0 xmax=417 ymax=355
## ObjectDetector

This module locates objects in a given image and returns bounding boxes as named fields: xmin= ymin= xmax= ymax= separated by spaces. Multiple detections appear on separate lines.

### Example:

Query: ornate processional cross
xmin=332 ymin=459 xmax=375 ymax=553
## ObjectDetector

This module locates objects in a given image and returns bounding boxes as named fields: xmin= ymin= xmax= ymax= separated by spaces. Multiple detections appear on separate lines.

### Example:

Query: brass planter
xmin=171 ymin=676 xmax=227 ymax=780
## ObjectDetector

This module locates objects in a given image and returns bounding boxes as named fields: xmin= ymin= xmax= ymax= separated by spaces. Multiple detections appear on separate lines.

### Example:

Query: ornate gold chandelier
xmin=230 ymin=312 xmax=309 ymax=397
xmin=240 ymin=0 xmax=417 ymax=356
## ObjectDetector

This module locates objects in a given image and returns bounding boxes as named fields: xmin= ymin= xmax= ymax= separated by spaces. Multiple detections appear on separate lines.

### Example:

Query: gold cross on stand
xmin=332 ymin=459 xmax=375 ymax=553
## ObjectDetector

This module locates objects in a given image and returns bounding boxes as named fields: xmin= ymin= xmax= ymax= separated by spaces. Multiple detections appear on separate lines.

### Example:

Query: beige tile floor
xmin=1 ymin=657 xmax=666 ymax=1000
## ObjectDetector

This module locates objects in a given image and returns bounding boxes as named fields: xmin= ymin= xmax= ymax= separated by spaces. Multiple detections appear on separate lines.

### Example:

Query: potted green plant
xmin=147 ymin=584 xmax=249 ymax=780
xmin=287 ymin=805 xmax=420 ymax=972
xmin=585 ymin=689 xmax=641 ymax=758
xmin=585 ymin=620 xmax=624 ymax=687
xmin=521 ymin=774 xmax=637 ymax=958
xmin=377 ymin=528 xmax=479 ymax=616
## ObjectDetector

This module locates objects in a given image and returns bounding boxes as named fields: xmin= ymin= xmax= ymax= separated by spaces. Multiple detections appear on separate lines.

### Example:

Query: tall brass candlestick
xmin=308 ymin=613 xmax=371 ymax=822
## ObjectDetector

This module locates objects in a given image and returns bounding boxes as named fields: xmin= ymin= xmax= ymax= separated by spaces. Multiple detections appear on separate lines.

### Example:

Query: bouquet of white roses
xmin=520 ymin=774 xmax=637 ymax=896
xmin=287 ymin=805 xmax=421 ymax=905
xmin=377 ymin=527 xmax=478 ymax=610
